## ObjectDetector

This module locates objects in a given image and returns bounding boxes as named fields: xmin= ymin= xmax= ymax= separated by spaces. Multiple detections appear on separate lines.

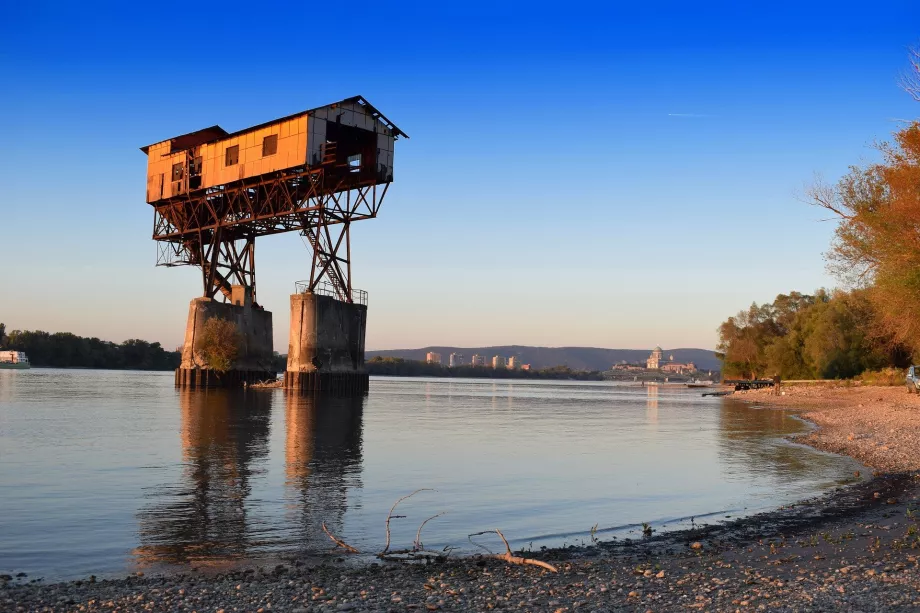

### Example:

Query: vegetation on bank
xmin=717 ymin=290 xmax=910 ymax=380
xmin=365 ymin=356 xmax=604 ymax=380
xmin=0 ymin=325 xmax=180 ymax=371
xmin=719 ymin=86 xmax=920 ymax=379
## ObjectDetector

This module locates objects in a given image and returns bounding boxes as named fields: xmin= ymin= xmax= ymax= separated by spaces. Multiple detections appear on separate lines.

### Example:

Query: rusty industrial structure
xmin=141 ymin=96 xmax=406 ymax=391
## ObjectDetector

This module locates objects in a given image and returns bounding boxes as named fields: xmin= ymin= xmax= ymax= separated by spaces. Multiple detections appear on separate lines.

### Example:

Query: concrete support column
xmin=285 ymin=292 xmax=368 ymax=394
xmin=176 ymin=289 xmax=275 ymax=388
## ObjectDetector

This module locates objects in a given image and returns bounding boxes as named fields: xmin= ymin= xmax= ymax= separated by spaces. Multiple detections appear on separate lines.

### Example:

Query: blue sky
xmin=2 ymin=1 xmax=919 ymax=352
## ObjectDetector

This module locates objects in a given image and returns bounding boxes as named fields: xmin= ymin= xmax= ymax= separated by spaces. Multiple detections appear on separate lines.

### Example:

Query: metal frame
xmin=153 ymin=167 xmax=388 ymax=304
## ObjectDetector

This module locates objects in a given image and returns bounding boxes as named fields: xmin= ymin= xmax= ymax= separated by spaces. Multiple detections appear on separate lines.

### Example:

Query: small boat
xmin=0 ymin=351 xmax=31 ymax=369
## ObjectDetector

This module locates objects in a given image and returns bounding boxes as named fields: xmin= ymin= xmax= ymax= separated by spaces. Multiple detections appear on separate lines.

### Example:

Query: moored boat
xmin=0 ymin=350 xmax=31 ymax=369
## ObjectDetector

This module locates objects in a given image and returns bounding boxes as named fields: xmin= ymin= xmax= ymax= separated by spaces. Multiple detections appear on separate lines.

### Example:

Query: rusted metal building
xmin=142 ymin=96 xmax=398 ymax=204
xmin=141 ymin=96 xmax=406 ymax=391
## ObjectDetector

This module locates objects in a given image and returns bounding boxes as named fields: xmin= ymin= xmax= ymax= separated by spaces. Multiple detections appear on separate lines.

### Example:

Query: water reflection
xmin=646 ymin=384 xmax=659 ymax=424
xmin=134 ymin=389 xmax=272 ymax=566
xmin=284 ymin=392 xmax=364 ymax=552
xmin=134 ymin=389 xmax=364 ymax=569
xmin=717 ymin=398 xmax=848 ymax=483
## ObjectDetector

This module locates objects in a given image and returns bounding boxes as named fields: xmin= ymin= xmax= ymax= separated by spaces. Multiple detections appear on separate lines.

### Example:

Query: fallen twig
xmin=468 ymin=529 xmax=558 ymax=573
xmin=414 ymin=512 xmax=447 ymax=551
xmin=380 ymin=488 xmax=434 ymax=556
xmin=322 ymin=521 xmax=359 ymax=554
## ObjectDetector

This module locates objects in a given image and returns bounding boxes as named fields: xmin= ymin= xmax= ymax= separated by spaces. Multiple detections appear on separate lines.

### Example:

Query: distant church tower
xmin=646 ymin=346 xmax=663 ymax=369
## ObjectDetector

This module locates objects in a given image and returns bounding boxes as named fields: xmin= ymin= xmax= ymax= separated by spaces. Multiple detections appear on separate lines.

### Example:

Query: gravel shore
xmin=5 ymin=386 xmax=920 ymax=612
xmin=737 ymin=384 xmax=920 ymax=473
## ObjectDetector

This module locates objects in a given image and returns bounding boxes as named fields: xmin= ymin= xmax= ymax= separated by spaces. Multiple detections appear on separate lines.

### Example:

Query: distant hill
xmin=366 ymin=346 xmax=721 ymax=372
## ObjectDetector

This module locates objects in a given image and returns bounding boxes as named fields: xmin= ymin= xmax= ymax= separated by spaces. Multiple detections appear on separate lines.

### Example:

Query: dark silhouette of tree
xmin=2 ymin=328 xmax=180 ymax=370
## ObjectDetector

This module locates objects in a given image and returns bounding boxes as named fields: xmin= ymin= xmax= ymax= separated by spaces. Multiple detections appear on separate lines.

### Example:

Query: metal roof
xmin=140 ymin=95 xmax=407 ymax=155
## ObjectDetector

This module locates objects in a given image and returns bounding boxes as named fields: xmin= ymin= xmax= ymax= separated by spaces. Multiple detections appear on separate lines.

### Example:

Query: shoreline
xmin=5 ymin=387 xmax=920 ymax=611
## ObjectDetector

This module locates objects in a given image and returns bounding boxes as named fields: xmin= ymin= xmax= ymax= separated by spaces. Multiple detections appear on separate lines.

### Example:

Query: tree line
xmin=718 ymin=60 xmax=920 ymax=380
xmin=364 ymin=356 xmax=604 ymax=380
xmin=717 ymin=290 xmax=909 ymax=380
xmin=0 ymin=325 xmax=180 ymax=371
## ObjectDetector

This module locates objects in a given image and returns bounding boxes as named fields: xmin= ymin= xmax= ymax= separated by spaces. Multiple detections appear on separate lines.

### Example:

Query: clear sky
xmin=2 ymin=1 xmax=919 ymax=353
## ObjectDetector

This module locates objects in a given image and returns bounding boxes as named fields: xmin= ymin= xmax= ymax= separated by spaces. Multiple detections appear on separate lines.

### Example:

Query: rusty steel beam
xmin=152 ymin=167 xmax=389 ymax=303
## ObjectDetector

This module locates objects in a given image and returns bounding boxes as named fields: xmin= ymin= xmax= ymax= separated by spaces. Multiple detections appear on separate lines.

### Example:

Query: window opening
xmin=262 ymin=134 xmax=278 ymax=156
xmin=171 ymin=162 xmax=184 ymax=181
xmin=225 ymin=145 xmax=239 ymax=166
xmin=347 ymin=153 xmax=362 ymax=173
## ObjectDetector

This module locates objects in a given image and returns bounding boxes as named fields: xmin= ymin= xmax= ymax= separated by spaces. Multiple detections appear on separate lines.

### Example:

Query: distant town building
xmin=646 ymin=346 xmax=696 ymax=373
xmin=492 ymin=355 xmax=506 ymax=369
xmin=507 ymin=356 xmax=519 ymax=369
xmin=661 ymin=361 xmax=696 ymax=374
xmin=471 ymin=354 xmax=486 ymax=367
xmin=449 ymin=352 xmax=463 ymax=367
xmin=426 ymin=352 xmax=441 ymax=365
xmin=521 ymin=364 xmax=531 ymax=371
xmin=646 ymin=346 xmax=664 ymax=369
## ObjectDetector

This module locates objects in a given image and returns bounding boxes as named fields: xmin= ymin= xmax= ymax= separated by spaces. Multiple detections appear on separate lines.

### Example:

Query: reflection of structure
xmin=134 ymin=389 xmax=272 ymax=566
xmin=134 ymin=390 xmax=364 ymax=569
xmin=284 ymin=392 xmax=364 ymax=552
xmin=646 ymin=384 xmax=659 ymax=423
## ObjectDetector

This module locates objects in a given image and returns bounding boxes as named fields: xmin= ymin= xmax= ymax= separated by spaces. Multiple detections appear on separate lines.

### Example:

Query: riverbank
xmin=4 ymin=386 xmax=920 ymax=611
xmin=736 ymin=384 xmax=920 ymax=473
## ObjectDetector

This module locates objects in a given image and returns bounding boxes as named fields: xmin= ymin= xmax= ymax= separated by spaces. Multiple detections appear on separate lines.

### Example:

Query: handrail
xmin=293 ymin=280 xmax=368 ymax=306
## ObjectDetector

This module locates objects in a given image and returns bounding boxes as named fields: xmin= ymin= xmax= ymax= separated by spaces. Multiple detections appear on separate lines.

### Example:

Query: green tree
xmin=0 ymin=322 xmax=6 ymax=348
xmin=198 ymin=317 xmax=241 ymax=372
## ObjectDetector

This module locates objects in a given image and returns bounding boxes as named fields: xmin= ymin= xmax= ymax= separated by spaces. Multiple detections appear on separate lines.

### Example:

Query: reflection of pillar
xmin=646 ymin=384 xmax=659 ymax=424
xmin=285 ymin=394 xmax=316 ymax=483
xmin=134 ymin=389 xmax=272 ymax=567
xmin=284 ymin=392 xmax=364 ymax=552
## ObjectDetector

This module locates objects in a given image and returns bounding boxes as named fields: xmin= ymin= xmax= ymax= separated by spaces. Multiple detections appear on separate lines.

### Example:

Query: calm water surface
xmin=0 ymin=369 xmax=860 ymax=580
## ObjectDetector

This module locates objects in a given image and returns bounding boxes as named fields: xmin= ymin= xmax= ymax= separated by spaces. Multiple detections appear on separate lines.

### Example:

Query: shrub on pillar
xmin=198 ymin=317 xmax=241 ymax=373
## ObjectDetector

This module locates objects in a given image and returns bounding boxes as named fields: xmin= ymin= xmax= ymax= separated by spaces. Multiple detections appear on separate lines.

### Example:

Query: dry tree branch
xmin=468 ymin=529 xmax=559 ymax=573
xmin=413 ymin=512 xmax=447 ymax=551
xmin=899 ymin=43 xmax=920 ymax=102
xmin=321 ymin=521 xmax=359 ymax=554
xmin=379 ymin=488 xmax=434 ymax=556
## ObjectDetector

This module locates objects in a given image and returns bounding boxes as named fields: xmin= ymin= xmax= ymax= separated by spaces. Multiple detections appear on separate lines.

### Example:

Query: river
xmin=0 ymin=369 xmax=860 ymax=580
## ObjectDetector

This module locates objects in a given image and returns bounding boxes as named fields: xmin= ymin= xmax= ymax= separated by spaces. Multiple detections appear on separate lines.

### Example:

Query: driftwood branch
xmin=380 ymin=488 xmax=434 ymax=556
xmin=322 ymin=521 xmax=359 ymax=554
xmin=468 ymin=529 xmax=558 ymax=573
xmin=413 ymin=512 xmax=447 ymax=551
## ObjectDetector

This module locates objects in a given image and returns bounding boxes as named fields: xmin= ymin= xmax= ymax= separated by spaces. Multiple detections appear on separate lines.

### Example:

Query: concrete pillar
xmin=176 ymin=287 xmax=275 ymax=387
xmin=285 ymin=292 xmax=368 ymax=394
